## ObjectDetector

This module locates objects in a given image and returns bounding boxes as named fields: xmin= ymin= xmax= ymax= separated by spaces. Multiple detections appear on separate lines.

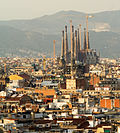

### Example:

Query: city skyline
xmin=0 ymin=1 xmax=120 ymax=132
xmin=0 ymin=0 xmax=120 ymax=20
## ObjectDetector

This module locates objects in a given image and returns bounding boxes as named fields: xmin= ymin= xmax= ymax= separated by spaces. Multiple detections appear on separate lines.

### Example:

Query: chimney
xmin=83 ymin=28 xmax=87 ymax=50
xmin=74 ymin=30 xmax=78 ymax=61
xmin=61 ymin=30 xmax=64 ymax=59
xmin=64 ymin=25 xmax=68 ymax=63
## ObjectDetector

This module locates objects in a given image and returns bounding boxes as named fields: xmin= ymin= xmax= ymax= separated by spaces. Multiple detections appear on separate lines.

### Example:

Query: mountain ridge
xmin=0 ymin=10 xmax=119 ymax=58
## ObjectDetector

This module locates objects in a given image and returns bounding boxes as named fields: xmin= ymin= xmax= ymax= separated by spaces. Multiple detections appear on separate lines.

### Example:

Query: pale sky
xmin=0 ymin=0 xmax=120 ymax=20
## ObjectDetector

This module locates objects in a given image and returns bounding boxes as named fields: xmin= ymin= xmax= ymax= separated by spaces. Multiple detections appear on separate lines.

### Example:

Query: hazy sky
xmin=0 ymin=0 xmax=120 ymax=20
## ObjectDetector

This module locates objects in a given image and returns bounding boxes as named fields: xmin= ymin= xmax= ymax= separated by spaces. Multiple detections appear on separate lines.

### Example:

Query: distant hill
xmin=0 ymin=26 xmax=61 ymax=57
xmin=0 ymin=10 xmax=120 ymax=58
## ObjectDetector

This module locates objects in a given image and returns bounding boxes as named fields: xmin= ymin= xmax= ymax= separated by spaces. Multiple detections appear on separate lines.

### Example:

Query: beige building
xmin=66 ymin=79 xmax=76 ymax=89
xmin=66 ymin=78 xmax=87 ymax=90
